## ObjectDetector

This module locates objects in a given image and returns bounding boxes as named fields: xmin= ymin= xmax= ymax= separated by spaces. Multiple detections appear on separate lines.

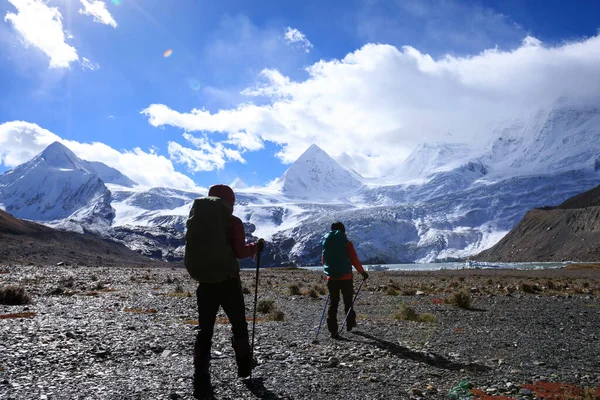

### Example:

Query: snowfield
xmin=1 ymin=99 xmax=600 ymax=266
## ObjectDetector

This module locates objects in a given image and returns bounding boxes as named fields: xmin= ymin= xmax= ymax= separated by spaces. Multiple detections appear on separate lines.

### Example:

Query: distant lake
xmin=299 ymin=261 xmax=570 ymax=272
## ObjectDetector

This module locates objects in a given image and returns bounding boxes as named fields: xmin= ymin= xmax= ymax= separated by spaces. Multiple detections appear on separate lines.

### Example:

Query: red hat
xmin=208 ymin=184 xmax=235 ymax=208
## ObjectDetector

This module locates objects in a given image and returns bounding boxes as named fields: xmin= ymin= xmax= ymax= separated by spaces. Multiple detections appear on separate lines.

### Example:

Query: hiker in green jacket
xmin=322 ymin=221 xmax=368 ymax=339
xmin=184 ymin=184 xmax=264 ymax=399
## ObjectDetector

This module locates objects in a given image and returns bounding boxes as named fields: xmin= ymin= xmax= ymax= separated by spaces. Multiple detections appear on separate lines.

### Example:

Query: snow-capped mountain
xmin=276 ymin=144 xmax=363 ymax=198
xmin=1 ymin=99 xmax=600 ymax=266
xmin=0 ymin=142 xmax=114 ymax=227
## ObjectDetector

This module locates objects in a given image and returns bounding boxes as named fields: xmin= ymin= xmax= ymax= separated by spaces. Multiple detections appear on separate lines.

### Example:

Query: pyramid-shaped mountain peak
xmin=279 ymin=144 xmax=362 ymax=198
xmin=38 ymin=141 xmax=89 ymax=171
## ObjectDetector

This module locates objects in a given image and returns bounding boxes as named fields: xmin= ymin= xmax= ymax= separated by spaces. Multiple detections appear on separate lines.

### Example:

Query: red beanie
xmin=208 ymin=184 xmax=235 ymax=208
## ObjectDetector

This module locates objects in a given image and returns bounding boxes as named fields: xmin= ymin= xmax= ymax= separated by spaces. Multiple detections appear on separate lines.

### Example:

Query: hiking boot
xmin=193 ymin=375 xmax=213 ymax=399
xmin=346 ymin=320 xmax=356 ymax=332
xmin=330 ymin=332 xmax=341 ymax=340
xmin=237 ymin=356 xmax=257 ymax=378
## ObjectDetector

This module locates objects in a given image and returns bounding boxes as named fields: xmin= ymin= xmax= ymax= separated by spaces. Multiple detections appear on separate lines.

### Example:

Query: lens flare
xmin=188 ymin=78 xmax=201 ymax=91
xmin=163 ymin=49 xmax=173 ymax=58
xmin=111 ymin=0 xmax=122 ymax=5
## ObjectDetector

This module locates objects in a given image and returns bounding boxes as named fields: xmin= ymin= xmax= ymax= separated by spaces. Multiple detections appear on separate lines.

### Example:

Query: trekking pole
xmin=250 ymin=249 xmax=261 ymax=378
xmin=312 ymin=294 xmax=329 ymax=344
xmin=339 ymin=278 xmax=366 ymax=333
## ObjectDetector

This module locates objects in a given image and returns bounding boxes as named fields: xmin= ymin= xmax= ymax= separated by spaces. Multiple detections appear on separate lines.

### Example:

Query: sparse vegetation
xmin=242 ymin=286 xmax=251 ymax=295
xmin=257 ymin=299 xmax=275 ymax=313
xmin=445 ymin=291 xmax=472 ymax=309
xmin=288 ymin=284 xmax=301 ymax=295
xmin=0 ymin=285 xmax=32 ymax=305
xmin=267 ymin=309 xmax=285 ymax=321
xmin=520 ymin=282 xmax=539 ymax=294
xmin=386 ymin=287 xmax=399 ymax=296
xmin=308 ymin=288 xmax=319 ymax=298
xmin=393 ymin=303 xmax=436 ymax=323
xmin=312 ymin=284 xmax=326 ymax=295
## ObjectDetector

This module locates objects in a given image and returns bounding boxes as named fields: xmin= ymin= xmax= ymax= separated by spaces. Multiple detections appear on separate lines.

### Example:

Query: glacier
xmin=1 ymin=100 xmax=600 ymax=266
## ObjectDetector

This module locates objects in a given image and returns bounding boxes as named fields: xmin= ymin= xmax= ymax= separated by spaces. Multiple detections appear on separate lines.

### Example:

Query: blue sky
xmin=1 ymin=0 xmax=600 ymax=190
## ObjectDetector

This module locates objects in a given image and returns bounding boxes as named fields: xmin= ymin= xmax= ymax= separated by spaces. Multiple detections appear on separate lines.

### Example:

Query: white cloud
xmin=284 ymin=27 xmax=313 ymax=53
xmin=81 ymin=57 xmax=99 ymax=71
xmin=5 ymin=0 xmax=79 ymax=68
xmin=79 ymin=0 xmax=117 ymax=28
xmin=167 ymin=133 xmax=246 ymax=173
xmin=0 ymin=121 xmax=199 ymax=190
xmin=142 ymin=35 xmax=600 ymax=178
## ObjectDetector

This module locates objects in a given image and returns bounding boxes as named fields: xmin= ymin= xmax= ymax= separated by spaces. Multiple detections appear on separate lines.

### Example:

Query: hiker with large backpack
xmin=184 ymin=184 xmax=264 ymax=399
xmin=322 ymin=221 xmax=368 ymax=339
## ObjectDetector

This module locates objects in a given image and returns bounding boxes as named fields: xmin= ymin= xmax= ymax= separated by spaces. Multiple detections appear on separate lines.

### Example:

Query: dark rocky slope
xmin=472 ymin=182 xmax=600 ymax=262
xmin=0 ymin=210 xmax=161 ymax=267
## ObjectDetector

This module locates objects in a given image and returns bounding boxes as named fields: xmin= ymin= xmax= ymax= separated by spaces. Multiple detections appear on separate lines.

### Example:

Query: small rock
xmin=326 ymin=357 xmax=339 ymax=368
xmin=519 ymin=388 xmax=533 ymax=396
xmin=161 ymin=350 xmax=171 ymax=358
xmin=415 ymin=290 xmax=425 ymax=296
xmin=56 ymin=262 xmax=64 ymax=266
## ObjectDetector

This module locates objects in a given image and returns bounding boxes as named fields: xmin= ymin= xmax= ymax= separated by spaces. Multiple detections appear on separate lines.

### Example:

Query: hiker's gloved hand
xmin=256 ymin=238 xmax=265 ymax=253
xmin=361 ymin=271 xmax=369 ymax=280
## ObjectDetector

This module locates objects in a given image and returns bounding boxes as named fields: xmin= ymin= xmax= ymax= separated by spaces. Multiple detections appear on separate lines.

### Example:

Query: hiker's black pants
xmin=327 ymin=279 xmax=356 ymax=333
xmin=194 ymin=277 xmax=250 ymax=386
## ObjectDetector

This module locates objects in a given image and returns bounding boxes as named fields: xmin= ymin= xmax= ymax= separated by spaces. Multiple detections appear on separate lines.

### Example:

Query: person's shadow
xmin=243 ymin=377 xmax=288 ymax=399
xmin=352 ymin=331 xmax=491 ymax=373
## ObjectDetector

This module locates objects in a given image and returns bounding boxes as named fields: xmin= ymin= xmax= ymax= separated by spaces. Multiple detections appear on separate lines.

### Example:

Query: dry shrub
xmin=445 ymin=291 xmax=471 ymax=309
xmin=257 ymin=299 xmax=275 ymax=313
xmin=402 ymin=288 xmax=417 ymax=296
xmin=520 ymin=282 xmax=539 ymax=294
xmin=0 ymin=285 xmax=32 ymax=305
xmin=394 ymin=303 xmax=419 ymax=321
xmin=308 ymin=288 xmax=319 ymax=299
xmin=267 ymin=309 xmax=285 ymax=321
xmin=242 ymin=286 xmax=251 ymax=295
xmin=386 ymin=287 xmax=399 ymax=296
xmin=288 ymin=284 xmax=301 ymax=295
xmin=393 ymin=303 xmax=436 ymax=323
xmin=312 ymin=284 xmax=326 ymax=295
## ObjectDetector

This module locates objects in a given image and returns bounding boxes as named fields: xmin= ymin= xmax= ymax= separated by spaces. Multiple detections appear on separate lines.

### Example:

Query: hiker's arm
xmin=347 ymin=241 xmax=365 ymax=274
xmin=230 ymin=216 xmax=257 ymax=259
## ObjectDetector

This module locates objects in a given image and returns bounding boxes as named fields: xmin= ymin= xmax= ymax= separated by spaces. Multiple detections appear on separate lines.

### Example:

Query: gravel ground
xmin=1 ymin=265 xmax=600 ymax=399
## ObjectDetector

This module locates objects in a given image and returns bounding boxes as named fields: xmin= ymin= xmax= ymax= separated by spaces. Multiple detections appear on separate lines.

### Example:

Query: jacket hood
xmin=208 ymin=184 xmax=235 ymax=210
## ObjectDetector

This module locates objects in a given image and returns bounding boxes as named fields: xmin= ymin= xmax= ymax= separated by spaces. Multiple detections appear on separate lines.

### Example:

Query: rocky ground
xmin=1 ymin=265 xmax=600 ymax=400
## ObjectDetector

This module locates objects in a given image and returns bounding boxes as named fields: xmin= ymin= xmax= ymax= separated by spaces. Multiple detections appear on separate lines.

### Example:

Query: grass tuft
xmin=267 ymin=309 xmax=285 ymax=321
xmin=257 ymin=299 xmax=275 ymax=313
xmin=393 ymin=303 xmax=436 ymax=323
xmin=0 ymin=285 xmax=32 ymax=305
xmin=288 ymin=284 xmax=301 ymax=295
xmin=445 ymin=291 xmax=472 ymax=309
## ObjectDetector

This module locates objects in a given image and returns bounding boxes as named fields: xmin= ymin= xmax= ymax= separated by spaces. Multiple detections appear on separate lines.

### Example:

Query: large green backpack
xmin=322 ymin=230 xmax=351 ymax=279
xmin=184 ymin=196 xmax=239 ymax=283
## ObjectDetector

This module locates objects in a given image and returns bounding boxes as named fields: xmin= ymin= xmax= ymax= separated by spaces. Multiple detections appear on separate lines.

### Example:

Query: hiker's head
xmin=208 ymin=184 xmax=235 ymax=209
xmin=331 ymin=221 xmax=345 ymax=233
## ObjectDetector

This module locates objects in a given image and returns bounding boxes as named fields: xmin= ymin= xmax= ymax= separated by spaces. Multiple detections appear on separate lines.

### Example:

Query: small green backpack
xmin=184 ymin=196 xmax=239 ymax=283
xmin=322 ymin=230 xmax=352 ymax=279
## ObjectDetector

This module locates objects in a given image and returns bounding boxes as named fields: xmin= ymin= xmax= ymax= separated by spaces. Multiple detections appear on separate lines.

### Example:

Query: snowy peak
xmin=0 ymin=142 xmax=114 ymax=223
xmin=230 ymin=177 xmax=249 ymax=190
xmin=88 ymin=161 xmax=137 ymax=188
xmin=38 ymin=141 xmax=92 ymax=172
xmin=278 ymin=144 xmax=362 ymax=198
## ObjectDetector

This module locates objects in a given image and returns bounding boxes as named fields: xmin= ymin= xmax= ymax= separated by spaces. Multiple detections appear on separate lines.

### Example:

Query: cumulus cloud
xmin=5 ymin=0 xmax=79 ymax=68
xmin=284 ymin=27 xmax=313 ymax=53
xmin=0 ymin=121 xmax=200 ymax=190
xmin=79 ymin=0 xmax=117 ymax=28
xmin=167 ymin=133 xmax=246 ymax=173
xmin=142 ymin=35 xmax=600 ymax=177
